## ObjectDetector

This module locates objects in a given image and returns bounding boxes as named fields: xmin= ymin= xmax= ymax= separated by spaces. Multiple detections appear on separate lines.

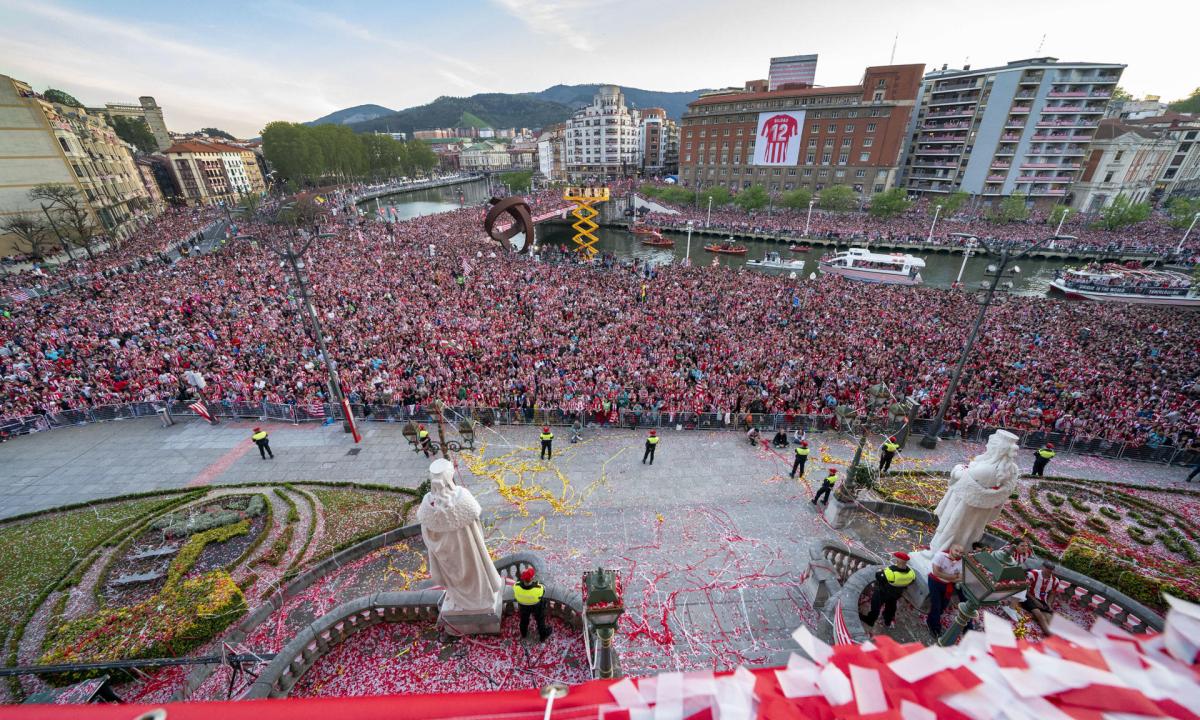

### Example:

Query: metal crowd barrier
xmin=1 ymin=401 xmax=1197 ymax=469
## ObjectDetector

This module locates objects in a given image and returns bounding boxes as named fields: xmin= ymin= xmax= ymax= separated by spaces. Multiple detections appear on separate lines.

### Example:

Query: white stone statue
xmin=929 ymin=430 xmax=1021 ymax=555
xmin=417 ymin=458 xmax=504 ymax=632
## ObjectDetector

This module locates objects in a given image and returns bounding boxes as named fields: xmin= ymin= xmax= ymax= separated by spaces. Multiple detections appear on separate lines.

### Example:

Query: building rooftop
xmin=1094 ymin=118 xmax=1162 ymax=140
xmin=925 ymin=57 xmax=1125 ymax=80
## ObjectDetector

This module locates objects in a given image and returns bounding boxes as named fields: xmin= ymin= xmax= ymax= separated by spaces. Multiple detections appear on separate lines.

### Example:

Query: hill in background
xmin=529 ymin=84 xmax=707 ymax=120
xmin=307 ymin=104 xmax=396 ymax=126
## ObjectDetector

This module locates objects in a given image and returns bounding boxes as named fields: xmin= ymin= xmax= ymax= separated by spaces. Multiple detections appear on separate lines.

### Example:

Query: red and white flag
xmin=307 ymin=402 xmax=325 ymax=418
xmin=9 ymin=289 xmax=31 ymax=303
xmin=833 ymin=599 xmax=856 ymax=645
xmin=461 ymin=257 xmax=472 ymax=277
xmin=189 ymin=401 xmax=214 ymax=424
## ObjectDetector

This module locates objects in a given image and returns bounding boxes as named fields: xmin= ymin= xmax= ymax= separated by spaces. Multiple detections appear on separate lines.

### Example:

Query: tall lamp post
xmin=1177 ymin=211 xmax=1200 ymax=255
xmin=583 ymin=567 xmax=625 ymax=679
xmin=271 ymin=228 xmax=353 ymax=434
xmin=1054 ymin=207 xmax=1070 ymax=237
xmin=920 ymin=236 xmax=1052 ymax=449
xmin=926 ymin=204 xmax=943 ymax=244
xmin=804 ymin=198 xmax=815 ymax=237
xmin=705 ymin=195 xmax=713 ymax=228
xmin=938 ymin=547 xmax=1028 ymax=646
xmin=685 ymin=219 xmax=694 ymax=265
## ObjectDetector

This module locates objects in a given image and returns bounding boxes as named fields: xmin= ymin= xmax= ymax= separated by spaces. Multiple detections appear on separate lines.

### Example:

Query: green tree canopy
xmin=868 ymin=188 xmax=911 ymax=220
xmin=990 ymin=193 xmax=1030 ymax=224
xmin=733 ymin=184 xmax=768 ymax=211
xmin=1166 ymin=196 xmax=1200 ymax=228
xmin=500 ymin=170 xmax=533 ymax=192
xmin=941 ymin=191 xmax=969 ymax=216
xmin=199 ymin=127 xmax=237 ymax=141
xmin=1095 ymin=194 xmax=1151 ymax=230
xmin=779 ymin=188 xmax=813 ymax=210
xmin=818 ymin=185 xmax=856 ymax=212
xmin=43 ymin=89 xmax=83 ymax=107
xmin=110 ymin=116 xmax=157 ymax=154
xmin=704 ymin=186 xmax=731 ymax=207
xmin=1168 ymin=87 xmax=1200 ymax=114
xmin=1048 ymin=204 xmax=1071 ymax=227
xmin=262 ymin=121 xmax=438 ymax=184
xmin=1112 ymin=86 xmax=1134 ymax=102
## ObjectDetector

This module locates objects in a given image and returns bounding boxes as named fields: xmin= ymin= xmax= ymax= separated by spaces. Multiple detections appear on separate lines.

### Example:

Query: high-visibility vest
xmin=883 ymin=442 xmax=899 ymax=453
xmin=513 ymin=582 xmax=544 ymax=606
xmin=418 ymin=430 xmax=429 ymax=440
xmin=823 ymin=474 xmax=837 ymax=486
xmin=540 ymin=432 xmax=554 ymax=441
xmin=647 ymin=436 xmax=659 ymax=445
xmin=1037 ymin=449 xmax=1055 ymax=460
xmin=795 ymin=447 xmax=810 ymax=457
xmin=252 ymin=431 xmax=268 ymax=442
xmin=883 ymin=566 xmax=916 ymax=587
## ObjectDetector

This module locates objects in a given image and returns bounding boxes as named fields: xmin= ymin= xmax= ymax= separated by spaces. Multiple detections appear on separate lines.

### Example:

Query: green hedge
xmin=40 ymin=570 xmax=247 ymax=683
xmin=166 ymin=520 xmax=250 ymax=587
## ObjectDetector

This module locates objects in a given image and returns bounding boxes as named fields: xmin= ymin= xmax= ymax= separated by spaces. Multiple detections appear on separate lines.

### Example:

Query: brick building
xmin=679 ymin=63 xmax=924 ymax=196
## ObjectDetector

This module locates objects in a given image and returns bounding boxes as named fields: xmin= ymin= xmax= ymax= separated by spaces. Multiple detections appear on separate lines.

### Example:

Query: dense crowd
xmin=641 ymin=198 xmax=1199 ymax=260
xmin=2 ymin=199 xmax=1197 ymax=450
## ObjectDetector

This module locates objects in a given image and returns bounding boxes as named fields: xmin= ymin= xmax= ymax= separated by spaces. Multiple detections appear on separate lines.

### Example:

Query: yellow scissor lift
xmin=563 ymin=186 xmax=609 ymax=260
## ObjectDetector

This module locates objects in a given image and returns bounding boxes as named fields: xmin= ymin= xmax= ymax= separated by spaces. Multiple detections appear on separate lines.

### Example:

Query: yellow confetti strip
xmin=459 ymin=441 xmax=609 ymax=518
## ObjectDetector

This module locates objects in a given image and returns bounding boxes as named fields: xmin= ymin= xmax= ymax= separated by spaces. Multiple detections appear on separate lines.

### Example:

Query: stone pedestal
xmin=905 ymin=549 xmax=933 ymax=614
xmin=823 ymin=495 xmax=851 ymax=528
xmin=439 ymin=589 xmax=504 ymax=635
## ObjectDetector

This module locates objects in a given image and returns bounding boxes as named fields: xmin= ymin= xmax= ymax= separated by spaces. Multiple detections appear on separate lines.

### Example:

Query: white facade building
xmin=565 ymin=85 xmax=641 ymax=180
xmin=1072 ymin=120 xmax=1174 ymax=210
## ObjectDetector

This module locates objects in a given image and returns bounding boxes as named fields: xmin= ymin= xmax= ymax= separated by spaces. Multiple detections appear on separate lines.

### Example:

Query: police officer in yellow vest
xmin=790 ymin=441 xmax=810 ymax=478
xmin=417 ymin=424 xmax=435 ymax=458
xmin=860 ymin=551 xmax=916 ymax=628
xmin=642 ymin=430 xmax=659 ymax=465
xmin=539 ymin=426 xmax=554 ymax=460
xmin=514 ymin=567 xmax=551 ymax=641
xmin=879 ymin=436 xmax=900 ymax=473
xmin=812 ymin=467 xmax=837 ymax=505
xmin=251 ymin=427 xmax=273 ymax=460
xmin=1032 ymin=443 xmax=1055 ymax=477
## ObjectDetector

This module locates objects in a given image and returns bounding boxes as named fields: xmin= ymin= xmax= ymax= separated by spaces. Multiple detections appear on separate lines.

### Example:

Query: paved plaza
xmin=0 ymin=418 xmax=1191 ymax=672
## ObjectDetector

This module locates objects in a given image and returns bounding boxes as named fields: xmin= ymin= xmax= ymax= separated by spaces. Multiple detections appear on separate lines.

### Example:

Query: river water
xmin=360 ymin=183 xmax=1072 ymax=294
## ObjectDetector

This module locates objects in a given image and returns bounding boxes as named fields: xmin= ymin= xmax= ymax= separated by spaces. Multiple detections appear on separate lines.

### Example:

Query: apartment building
xmin=164 ymin=139 xmax=264 ymax=206
xmin=638 ymin=108 xmax=679 ymax=177
xmin=564 ymin=86 xmax=641 ymax=180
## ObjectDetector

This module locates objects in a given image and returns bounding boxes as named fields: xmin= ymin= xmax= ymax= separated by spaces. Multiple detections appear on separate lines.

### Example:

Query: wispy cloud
xmin=490 ymin=0 xmax=613 ymax=52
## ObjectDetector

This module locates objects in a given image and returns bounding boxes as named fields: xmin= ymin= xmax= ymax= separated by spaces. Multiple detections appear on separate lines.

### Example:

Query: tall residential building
xmin=1071 ymin=120 xmax=1175 ymax=210
xmin=93 ymin=96 xmax=172 ymax=151
xmin=163 ymin=139 xmax=263 ymax=206
xmin=638 ymin=108 xmax=679 ymax=176
xmin=768 ymin=54 xmax=818 ymax=91
xmin=679 ymin=63 xmax=925 ymax=195
xmin=536 ymin=124 xmax=566 ymax=182
xmin=565 ymin=85 xmax=641 ymax=180
xmin=900 ymin=57 xmax=1124 ymax=205
xmin=0 ymin=74 xmax=155 ymax=255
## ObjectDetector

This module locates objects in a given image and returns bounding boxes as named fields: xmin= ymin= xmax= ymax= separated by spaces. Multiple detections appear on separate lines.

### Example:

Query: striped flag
xmin=461 ymin=257 xmax=472 ymax=278
xmin=307 ymin=402 xmax=325 ymax=418
xmin=9 ymin=289 xmax=32 ymax=303
xmin=833 ymin=599 xmax=855 ymax=645
xmin=189 ymin=402 xmax=214 ymax=424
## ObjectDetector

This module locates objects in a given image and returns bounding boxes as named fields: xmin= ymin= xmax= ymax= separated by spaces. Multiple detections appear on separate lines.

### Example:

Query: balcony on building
xmin=914 ymin=147 xmax=960 ymax=154
xmin=1010 ymin=105 xmax=1032 ymax=114
xmin=987 ymin=174 xmax=1008 ymax=182
xmin=917 ymin=136 xmax=967 ymax=145
xmin=990 ymin=161 xmax=1011 ymax=169
xmin=1047 ymin=89 xmax=1089 ymax=98
xmin=930 ymin=81 xmax=979 ymax=94
xmin=1004 ymin=121 xmax=1026 ymax=129
xmin=927 ymin=96 xmax=978 ymax=107
xmin=926 ymin=109 xmax=974 ymax=119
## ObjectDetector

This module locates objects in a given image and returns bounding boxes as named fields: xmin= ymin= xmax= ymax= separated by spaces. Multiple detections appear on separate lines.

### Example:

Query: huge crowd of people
xmin=2 ymin=191 xmax=1197 ymax=452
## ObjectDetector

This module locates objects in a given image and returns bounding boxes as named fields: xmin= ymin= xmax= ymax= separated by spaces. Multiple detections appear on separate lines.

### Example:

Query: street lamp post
xmin=804 ymin=199 xmax=815 ymax=237
xmin=706 ymin=195 xmax=713 ymax=228
xmin=1054 ymin=207 xmax=1070 ymax=237
xmin=39 ymin=203 xmax=73 ymax=261
xmin=685 ymin=219 xmax=694 ymax=265
xmin=927 ymin=204 xmax=943 ymax=244
xmin=938 ymin=547 xmax=1028 ymax=646
xmin=954 ymin=236 xmax=978 ymax=287
xmin=274 ymin=230 xmax=353 ymax=434
xmin=920 ymin=237 xmax=1050 ymax=449
xmin=1177 ymin=212 xmax=1200 ymax=255
xmin=582 ymin=567 xmax=625 ymax=679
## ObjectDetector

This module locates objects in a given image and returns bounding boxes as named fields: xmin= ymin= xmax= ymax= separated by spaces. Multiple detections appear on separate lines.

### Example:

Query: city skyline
xmin=0 ymin=0 xmax=1194 ymax=138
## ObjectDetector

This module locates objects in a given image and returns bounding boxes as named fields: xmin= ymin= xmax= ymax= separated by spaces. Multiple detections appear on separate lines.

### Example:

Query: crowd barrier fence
xmin=3 ymin=401 xmax=1196 ymax=469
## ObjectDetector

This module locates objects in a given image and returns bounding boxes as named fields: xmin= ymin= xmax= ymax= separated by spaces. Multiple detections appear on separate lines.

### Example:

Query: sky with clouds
xmin=1 ymin=0 xmax=1193 ymax=138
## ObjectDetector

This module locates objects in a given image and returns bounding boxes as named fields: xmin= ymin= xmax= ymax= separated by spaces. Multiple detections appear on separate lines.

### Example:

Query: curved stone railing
xmin=800 ymin=539 xmax=882 ymax=611
xmin=246 ymin=563 xmax=585 ymax=699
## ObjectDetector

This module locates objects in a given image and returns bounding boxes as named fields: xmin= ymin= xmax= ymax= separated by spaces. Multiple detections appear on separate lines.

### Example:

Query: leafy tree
xmin=1095 ymin=194 xmax=1151 ymax=230
xmin=660 ymin=186 xmax=694 ymax=206
xmin=0 ymin=215 xmax=56 ymax=260
xmin=262 ymin=122 xmax=317 ymax=184
xmin=405 ymin=140 xmax=437 ymax=175
xmin=818 ymin=185 xmax=856 ymax=212
xmin=1111 ymin=86 xmax=1134 ymax=102
xmin=199 ymin=127 xmax=237 ymax=141
xmin=238 ymin=193 xmax=263 ymax=217
xmin=1168 ymin=88 xmax=1200 ymax=114
xmin=733 ymin=184 xmax=768 ymax=211
xmin=110 ymin=116 xmax=157 ymax=154
xmin=28 ymin=184 xmax=100 ymax=259
xmin=500 ymin=170 xmax=533 ymax=192
xmin=868 ymin=188 xmax=911 ymax=220
xmin=43 ymin=89 xmax=83 ymax=107
xmin=779 ymin=188 xmax=812 ymax=210
xmin=1048 ymin=204 xmax=1071 ymax=227
xmin=1166 ymin=197 xmax=1200 ymax=228
xmin=989 ymin=193 xmax=1030 ymax=224
xmin=941 ymin=191 xmax=969 ymax=216
xmin=704 ymin=186 xmax=731 ymax=207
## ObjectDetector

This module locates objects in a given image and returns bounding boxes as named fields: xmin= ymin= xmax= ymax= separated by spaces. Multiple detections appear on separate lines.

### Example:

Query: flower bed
xmin=39 ymin=570 xmax=247 ymax=682
xmin=303 ymin=486 xmax=419 ymax=562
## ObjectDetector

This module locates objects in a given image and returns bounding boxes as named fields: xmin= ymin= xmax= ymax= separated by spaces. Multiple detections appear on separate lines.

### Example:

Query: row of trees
xmin=1 ymin=184 xmax=104 ymax=260
xmin=261 ymin=122 xmax=437 ymax=186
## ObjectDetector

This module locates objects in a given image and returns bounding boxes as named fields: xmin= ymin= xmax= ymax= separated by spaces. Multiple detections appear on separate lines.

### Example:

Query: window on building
xmin=806 ymin=153 xmax=815 ymax=163
xmin=845 ymin=124 xmax=854 ymax=133
xmin=877 ymin=169 xmax=887 ymax=178
xmin=772 ymin=168 xmax=781 ymax=176
xmin=863 ymin=138 xmax=874 ymax=147
xmin=824 ymin=140 xmax=834 ymax=149
xmin=831 ymin=111 xmax=841 ymax=118
xmin=841 ymin=138 xmax=851 ymax=147
xmin=1113 ymin=150 xmax=1124 ymax=162
xmin=818 ymin=169 xmax=829 ymax=178
xmin=859 ymin=153 xmax=870 ymax=161
xmin=803 ymin=169 xmax=813 ymax=176
xmin=855 ymin=169 xmax=866 ymax=178
xmin=821 ymin=153 xmax=831 ymax=164
xmin=838 ymin=153 xmax=849 ymax=164
xmin=808 ymin=139 xmax=817 ymax=148
xmin=827 ymin=124 xmax=836 ymax=132
xmin=836 ymin=170 xmax=846 ymax=178
xmin=1104 ymin=171 xmax=1114 ymax=182
xmin=685 ymin=154 xmax=691 ymax=162
xmin=873 ymin=91 xmax=885 ymax=101
xmin=877 ymin=79 xmax=887 ymax=88
xmin=874 ymin=183 xmax=885 ymax=192
xmin=867 ymin=123 xmax=877 ymax=132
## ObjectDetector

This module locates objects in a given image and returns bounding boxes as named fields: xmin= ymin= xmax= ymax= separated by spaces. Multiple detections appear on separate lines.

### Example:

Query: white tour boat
xmin=1048 ymin=264 xmax=1200 ymax=307
xmin=746 ymin=251 xmax=806 ymax=271
xmin=817 ymin=248 xmax=925 ymax=286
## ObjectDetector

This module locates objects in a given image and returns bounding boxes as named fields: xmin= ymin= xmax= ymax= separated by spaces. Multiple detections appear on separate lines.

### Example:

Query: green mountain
xmin=307 ymin=104 xmax=396 ymax=127
xmin=347 ymin=94 xmax=573 ymax=136
xmin=530 ymin=84 xmax=708 ymax=120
